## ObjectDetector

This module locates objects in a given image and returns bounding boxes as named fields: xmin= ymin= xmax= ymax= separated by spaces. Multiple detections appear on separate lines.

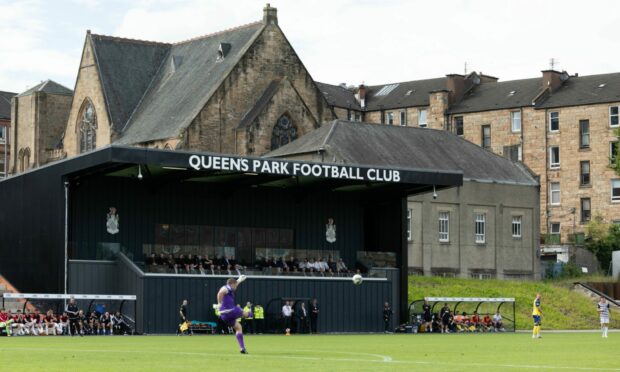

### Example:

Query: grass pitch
xmin=1 ymin=333 xmax=619 ymax=371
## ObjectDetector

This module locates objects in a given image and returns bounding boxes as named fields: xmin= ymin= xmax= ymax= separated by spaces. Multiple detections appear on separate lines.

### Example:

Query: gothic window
xmin=271 ymin=114 xmax=297 ymax=150
xmin=79 ymin=101 xmax=97 ymax=153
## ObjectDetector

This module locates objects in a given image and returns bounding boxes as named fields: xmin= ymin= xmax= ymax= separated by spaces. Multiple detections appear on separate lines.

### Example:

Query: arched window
xmin=79 ymin=101 xmax=97 ymax=153
xmin=271 ymin=114 xmax=297 ymax=150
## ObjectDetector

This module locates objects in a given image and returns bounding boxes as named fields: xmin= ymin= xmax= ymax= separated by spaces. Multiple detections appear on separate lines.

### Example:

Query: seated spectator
xmin=10 ymin=310 xmax=24 ymax=336
xmin=177 ymin=254 xmax=189 ymax=273
xmin=146 ymin=253 xmax=157 ymax=268
xmin=22 ymin=309 xmax=37 ymax=335
xmin=186 ymin=254 xmax=198 ymax=273
xmin=156 ymin=253 xmax=167 ymax=266
xmin=111 ymin=312 xmax=131 ymax=335
xmin=308 ymin=258 xmax=318 ymax=274
xmin=298 ymin=258 xmax=309 ymax=274
xmin=432 ymin=313 xmax=441 ymax=333
xmin=327 ymin=256 xmax=337 ymax=272
xmin=471 ymin=311 xmax=481 ymax=332
xmin=99 ymin=312 xmax=113 ymax=335
xmin=482 ymin=313 xmax=492 ymax=331
xmin=336 ymin=258 xmax=349 ymax=275
xmin=317 ymin=257 xmax=332 ymax=276
xmin=88 ymin=311 xmax=100 ymax=335
xmin=492 ymin=311 xmax=504 ymax=332
xmin=58 ymin=312 xmax=69 ymax=335
xmin=44 ymin=309 xmax=58 ymax=336
xmin=453 ymin=312 xmax=464 ymax=332
xmin=76 ymin=310 xmax=87 ymax=335
xmin=167 ymin=254 xmax=177 ymax=273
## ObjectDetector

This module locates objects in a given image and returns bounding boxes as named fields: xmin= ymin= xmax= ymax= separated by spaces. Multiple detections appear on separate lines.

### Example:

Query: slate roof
xmin=448 ymin=78 xmax=541 ymax=114
xmin=90 ymin=34 xmax=170 ymax=132
xmin=365 ymin=77 xmax=447 ymax=110
xmin=16 ymin=80 xmax=73 ymax=98
xmin=116 ymin=22 xmax=264 ymax=144
xmin=266 ymin=120 xmax=538 ymax=186
xmin=238 ymin=79 xmax=282 ymax=128
xmin=315 ymin=82 xmax=361 ymax=110
xmin=537 ymin=73 xmax=620 ymax=109
xmin=0 ymin=91 xmax=16 ymax=120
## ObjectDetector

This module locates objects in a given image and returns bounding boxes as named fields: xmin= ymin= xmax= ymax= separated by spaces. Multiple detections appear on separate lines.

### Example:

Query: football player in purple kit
xmin=216 ymin=275 xmax=252 ymax=354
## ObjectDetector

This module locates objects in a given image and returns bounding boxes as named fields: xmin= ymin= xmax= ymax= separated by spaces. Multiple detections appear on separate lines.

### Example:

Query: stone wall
xmin=186 ymin=23 xmax=335 ymax=155
xmin=64 ymin=35 xmax=112 ymax=158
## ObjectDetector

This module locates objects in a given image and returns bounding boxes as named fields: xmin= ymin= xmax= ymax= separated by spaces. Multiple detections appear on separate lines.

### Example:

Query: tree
xmin=585 ymin=215 xmax=620 ymax=274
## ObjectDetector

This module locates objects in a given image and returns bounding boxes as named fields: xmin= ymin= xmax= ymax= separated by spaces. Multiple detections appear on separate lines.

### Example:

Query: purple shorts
xmin=220 ymin=307 xmax=243 ymax=326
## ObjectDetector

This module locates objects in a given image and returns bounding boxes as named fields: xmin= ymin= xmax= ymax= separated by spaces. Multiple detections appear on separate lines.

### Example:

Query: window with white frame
xmin=549 ymin=112 xmax=559 ymax=132
xmin=400 ymin=111 xmax=407 ymax=126
xmin=481 ymin=125 xmax=491 ymax=149
xmin=581 ymin=198 xmax=591 ymax=223
xmin=470 ymin=272 xmax=493 ymax=280
xmin=550 ymin=222 xmax=560 ymax=235
xmin=474 ymin=213 xmax=486 ymax=243
xmin=612 ymin=179 xmax=620 ymax=202
xmin=0 ymin=126 xmax=5 ymax=143
xmin=407 ymin=208 xmax=412 ymax=241
xmin=512 ymin=216 xmax=522 ymax=238
xmin=550 ymin=182 xmax=560 ymax=205
xmin=549 ymin=146 xmax=560 ymax=169
xmin=511 ymin=111 xmax=521 ymax=132
xmin=611 ymin=142 xmax=618 ymax=165
xmin=386 ymin=112 xmax=394 ymax=125
xmin=438 ymin=211 xmax=449 ymax=242
xmin=610 ymin=106 xmax=619 ymax=127
xmin=418 ymin=109 xmax=428 ymax=128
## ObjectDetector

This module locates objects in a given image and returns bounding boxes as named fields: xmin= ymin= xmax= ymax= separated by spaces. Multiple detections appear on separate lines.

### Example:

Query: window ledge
xmin=512 ymin=236 xmax=522 ymax=240
xmin=579 ymin=184 xmax=592 ymax=189
xmin=439 ymin=241 xmax=450 ymax=245
xmin=549 ymin=204 xmax=561 ymax=207
xmin=475 ymin=242 xmax=486 ymax=246
xmin=579 ymin=147 xmax=591 ymax=152
xmin=549 ymin=167 xmax=561 ymax=171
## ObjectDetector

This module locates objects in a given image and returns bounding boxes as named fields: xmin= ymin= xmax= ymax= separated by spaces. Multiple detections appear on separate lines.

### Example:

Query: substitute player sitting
xmin=532 ymin=293 xmax=542 ymax=339
xmin=217 ymin=275 xmax=252 ymax=354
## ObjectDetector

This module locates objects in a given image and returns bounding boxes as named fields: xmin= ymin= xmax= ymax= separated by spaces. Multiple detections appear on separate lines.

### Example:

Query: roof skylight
xmin=375 ymin=84 xmax=399 ymax=96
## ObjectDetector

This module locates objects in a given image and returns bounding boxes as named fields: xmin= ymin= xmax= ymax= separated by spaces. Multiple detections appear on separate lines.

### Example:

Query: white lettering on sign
xmin=188 ymin=155 xmax=403 ymax=183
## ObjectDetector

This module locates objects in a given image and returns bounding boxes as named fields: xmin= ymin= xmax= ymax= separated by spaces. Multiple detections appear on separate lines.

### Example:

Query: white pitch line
xmin=1 ymin=347 xmax=619 ymax=371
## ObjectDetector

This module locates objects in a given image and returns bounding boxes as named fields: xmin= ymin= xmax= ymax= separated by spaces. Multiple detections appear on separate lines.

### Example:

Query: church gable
xmin=63 ymin=34 xmax=112 ymax=158
xmin=239 ymin=78 xmax=318 ymax=155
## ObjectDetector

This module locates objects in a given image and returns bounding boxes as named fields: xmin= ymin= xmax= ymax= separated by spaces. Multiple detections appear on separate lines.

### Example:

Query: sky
xmin=1 ymin=0 xmax=619 ymax=93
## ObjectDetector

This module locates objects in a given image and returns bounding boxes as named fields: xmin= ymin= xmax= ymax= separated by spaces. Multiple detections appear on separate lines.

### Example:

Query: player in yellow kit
xmin=532 ymin=293 xmax=542 ymax=339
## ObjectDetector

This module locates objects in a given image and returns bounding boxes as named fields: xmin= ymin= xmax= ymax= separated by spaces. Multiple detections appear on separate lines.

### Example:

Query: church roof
xmin=0 ymin=90 xmax=16 ymax=120
xmin=16 ymin=80 xmax=72 ymax=98
xmin=112 ymin=21 xmax=265 ymax=144
xmin=266 ymin=120 xmax=538 ymax=186
xmin=238 ymin=79 xmax=282 ymax=129
xmin=90 ymin=34 xmax=170 ymax=132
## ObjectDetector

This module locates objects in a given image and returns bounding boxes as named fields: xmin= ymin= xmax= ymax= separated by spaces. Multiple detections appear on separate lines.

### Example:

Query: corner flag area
xmin=0 ymin=333 xmax=618 ymax=371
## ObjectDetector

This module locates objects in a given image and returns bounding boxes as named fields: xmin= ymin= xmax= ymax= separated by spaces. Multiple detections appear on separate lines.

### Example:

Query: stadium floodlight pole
xmin=64 ymin=180 xmax=69 ymax=307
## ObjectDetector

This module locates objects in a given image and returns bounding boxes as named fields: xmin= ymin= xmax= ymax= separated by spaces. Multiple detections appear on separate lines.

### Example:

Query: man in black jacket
xmin=383 ymin=302 xmax=393 ymax=333
xmin=310 ymin=298 xmax=319 ymax=334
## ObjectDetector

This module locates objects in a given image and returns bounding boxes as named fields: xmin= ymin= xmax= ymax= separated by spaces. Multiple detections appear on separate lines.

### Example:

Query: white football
xmin=352 ymin=274 xmax=363 ymax=285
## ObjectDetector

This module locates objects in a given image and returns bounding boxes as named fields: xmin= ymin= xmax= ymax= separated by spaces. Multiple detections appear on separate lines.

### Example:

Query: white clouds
xmin=114 ymin=0 xmax=259 ymax=42
xmin=1 ymin=0 xmax=619 ymax=93
xmin=0 ymin=0 xmax=79 ymax=92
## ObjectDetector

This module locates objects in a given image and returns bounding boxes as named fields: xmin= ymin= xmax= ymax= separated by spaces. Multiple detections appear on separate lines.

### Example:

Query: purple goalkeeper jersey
xmin=220 ymin=285 xmax=236 ymax=312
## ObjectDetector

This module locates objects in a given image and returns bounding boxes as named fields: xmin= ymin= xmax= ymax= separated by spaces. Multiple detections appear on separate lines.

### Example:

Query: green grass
xmin=409 ymin=276 xmax=620 ymax=330
xmin=1 ymin=333 xmax=619 ymax=371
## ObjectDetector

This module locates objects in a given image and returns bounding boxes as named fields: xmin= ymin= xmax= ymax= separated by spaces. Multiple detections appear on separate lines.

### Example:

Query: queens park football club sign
xmin=188 ymin=154 xmax=402 ymax=183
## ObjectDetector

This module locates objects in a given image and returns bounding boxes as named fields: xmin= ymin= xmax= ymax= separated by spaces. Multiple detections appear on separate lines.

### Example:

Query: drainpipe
xmin=544 ymin=108 xmax=549 ymax=240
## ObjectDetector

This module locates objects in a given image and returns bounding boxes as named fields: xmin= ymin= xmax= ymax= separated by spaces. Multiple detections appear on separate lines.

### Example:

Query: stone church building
xmin=60 ymin=4 xmax=334 ymax=159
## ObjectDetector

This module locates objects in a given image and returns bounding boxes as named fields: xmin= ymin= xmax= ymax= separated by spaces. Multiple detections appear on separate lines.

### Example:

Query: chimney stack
xmin=446 ymin=74 xmax=465 ymax=104
xmin=357 ymin=84 xmax=366 ymax=109
xmin=542 ymin=70 xmax=566 ymax=93
xmin=263 ymin=3 xmax=278 ymax=25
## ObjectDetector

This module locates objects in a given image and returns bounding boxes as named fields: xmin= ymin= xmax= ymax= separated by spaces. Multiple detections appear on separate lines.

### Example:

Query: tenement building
xmin=318 ymin=71 xmax=620 ymax=248
xmin=0 ymin=90 xmax=16 ymax=178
